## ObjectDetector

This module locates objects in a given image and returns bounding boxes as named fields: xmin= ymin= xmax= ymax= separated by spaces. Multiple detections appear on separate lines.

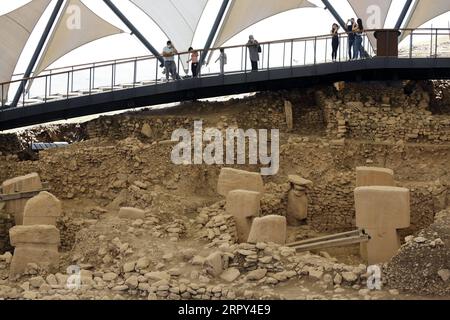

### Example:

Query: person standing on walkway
xmin=162 ymin=41 xmax=181 ymax=81
xmin=215 ymin=48 xmax=227 ymax=74
xmin=353 ymin=19 xmax=365 ymax=60
xmin=347 ymin=18 xmax=356 ymax=60
xmin=331 ymin=23 xmax=340 ymax=62
xmin=187 ymin=47 xmax=199 ymax=78
xmin=247 ymin=35 xmax=260 ymax=71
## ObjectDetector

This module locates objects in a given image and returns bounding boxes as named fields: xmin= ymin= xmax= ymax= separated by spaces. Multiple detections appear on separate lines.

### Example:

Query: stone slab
xmin=354 ymin=186 xmax=410 ymax=229
xmin=247 ymin=215 xmax=287 ymax=245
xmin=217 ymin=168 xmax=264 ymax=197
xmin=356 ymin=167 xmax=395 ymax=187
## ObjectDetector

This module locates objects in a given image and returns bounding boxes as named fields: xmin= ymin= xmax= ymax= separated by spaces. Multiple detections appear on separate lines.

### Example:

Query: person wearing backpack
xmin=247 ymin=35 xmax=260 ymax=71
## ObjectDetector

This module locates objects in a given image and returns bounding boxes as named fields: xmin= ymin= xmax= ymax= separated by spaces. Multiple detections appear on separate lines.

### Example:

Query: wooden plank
xmin=292 ymin=235 xmax=370 ymax=252
xmin=287 ymin=229 xmax=363 ymax=247
xmin=0 ymin=189 xmax=48 ymax=201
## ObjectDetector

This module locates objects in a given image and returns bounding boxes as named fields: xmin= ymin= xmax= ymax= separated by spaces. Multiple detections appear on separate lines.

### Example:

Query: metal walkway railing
xmin=1 ymin=28 xmax=449 ymax=109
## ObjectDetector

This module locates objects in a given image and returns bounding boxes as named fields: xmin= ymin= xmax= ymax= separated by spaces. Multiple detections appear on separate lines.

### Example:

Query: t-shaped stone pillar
xmin=354 ymin=186 xmax=410 ymax=264
xmin=287 ymin=175 xmax=313 ymax=226
xmin=226 ymin=190 xmax=261 ymax=243
xmin=9 ymin=225 xmax=60 ymax=278
xmin=22 ymin=191 xmax=62 ymax=226
xmin=1 ymin=173 xmax=43 ymax=225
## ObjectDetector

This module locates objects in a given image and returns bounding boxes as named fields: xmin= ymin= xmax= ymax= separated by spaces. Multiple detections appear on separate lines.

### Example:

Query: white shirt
xmin=163 ymin=46 xmax=176 ymax=62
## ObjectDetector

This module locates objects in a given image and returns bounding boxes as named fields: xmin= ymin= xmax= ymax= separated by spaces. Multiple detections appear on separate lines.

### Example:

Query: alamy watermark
xmin=367 ymin=265 xmax=382 ymax=290
xmin=66 ymin=265 xmax=81 ymax=290
xmin=66 ymin=4 xmax=82 ymax=30
xmin=171 ymin=121 xmax=279 ymax=176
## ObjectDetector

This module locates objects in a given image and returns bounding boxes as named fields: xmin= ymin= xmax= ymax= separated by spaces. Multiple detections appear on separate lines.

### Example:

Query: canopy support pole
xmin=103 ymin=0 xmax=164 ymax=64
xmin=198 ymin=0 xmax=230 ymax=74
xmin=321 ymin=0 xmax=346 ymax=30
xmin=10 ymin=0 xmax=65 ymax=108
xmin=395 ymin=0 xmax=414 ymax=29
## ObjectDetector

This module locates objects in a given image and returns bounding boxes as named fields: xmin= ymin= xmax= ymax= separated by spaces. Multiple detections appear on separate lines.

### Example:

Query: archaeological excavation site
xmin=0 ymin=81 xmax=449 ymax=301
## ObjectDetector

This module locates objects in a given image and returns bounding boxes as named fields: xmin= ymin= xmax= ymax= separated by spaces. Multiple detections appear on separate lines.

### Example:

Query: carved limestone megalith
xmin=9 ymin=225 xmax=60 ymax=277
xmin=247 ymin=215 xmax=287 ymax=245
xmin=217 ymin=168 xmax=264 ymax=197
xmin=22 ymin=192 xmax=62 ymax=226
xmin=286 ymin=175 xmax=313 ymax=226
xmin=356 ymin=167 xmax=395 ymax=187
xmin=354 ymin=186 xmax=410 ymax=264
xmin=1 ymin=173 xmax=43 ymax=225
xmin=226 ymin=190 xmax=261 ymax=243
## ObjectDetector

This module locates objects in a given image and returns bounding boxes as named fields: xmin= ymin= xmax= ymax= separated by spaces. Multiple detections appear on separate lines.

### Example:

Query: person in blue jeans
xmin=353 ymin=18 xmax=365 ymax=59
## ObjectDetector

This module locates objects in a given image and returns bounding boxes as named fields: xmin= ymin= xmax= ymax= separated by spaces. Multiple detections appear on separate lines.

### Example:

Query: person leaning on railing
xmin=353 ymin=19 xmax=365 ymax=60
xmin=162 ymin=40 xmax=181 ymax=81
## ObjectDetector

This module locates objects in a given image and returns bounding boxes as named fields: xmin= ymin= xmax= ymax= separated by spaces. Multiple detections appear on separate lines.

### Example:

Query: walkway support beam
xmin=103 ymin=0 xmax=164 ymax=64
xmin=11 ymin=0 xmax=66 ymax=108
xmin=321 ymin=0 xmax=346 ymax=30
xmin=198 ymin=0 xmax=230 ymax=73
xmin=395 ymin=0 xmax=414 ymax=29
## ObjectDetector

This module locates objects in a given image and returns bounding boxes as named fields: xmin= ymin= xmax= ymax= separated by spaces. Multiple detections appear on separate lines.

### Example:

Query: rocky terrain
xmin=0 ymin=81 xmax=449 ymax=300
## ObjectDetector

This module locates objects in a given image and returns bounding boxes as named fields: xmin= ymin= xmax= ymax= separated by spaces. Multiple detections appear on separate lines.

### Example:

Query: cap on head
xmin=167 ymin=40 xmax=172 ymax=45
xmin=249 ymin=35 xmax=254 ymax=40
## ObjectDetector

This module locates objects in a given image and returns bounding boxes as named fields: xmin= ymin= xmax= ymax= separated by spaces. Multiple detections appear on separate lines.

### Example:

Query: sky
xmin=1 ymin=0 xmax=449 ymax=131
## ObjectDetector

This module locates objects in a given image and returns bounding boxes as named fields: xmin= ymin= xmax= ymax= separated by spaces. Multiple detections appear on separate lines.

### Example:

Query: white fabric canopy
xmin=347 ymin=0 xmax=392 ymax=49
xmin=33 ymin=0 xmax=124 ymax=77
xmin=400 ymin=0 xmax=450 ymax=41
xmin=0 ymin=0 xmax=50 ymax=102
xmin=130 ymin=0 xmax=208 ymax=72
xmin=213 ymin=0 xmax=317 ymax=48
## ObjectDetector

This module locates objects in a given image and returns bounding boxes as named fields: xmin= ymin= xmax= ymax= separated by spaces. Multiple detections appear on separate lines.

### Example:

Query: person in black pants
xmin=331 ymin=23 xmax=340 ymax=62
xmin=187 ymin=47 xmax=199 ymax=77
xmin=347 ymin=18 xmax=356 ymax=60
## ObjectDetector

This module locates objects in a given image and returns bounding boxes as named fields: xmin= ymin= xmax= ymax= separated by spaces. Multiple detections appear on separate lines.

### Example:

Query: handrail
xmin=3 ymin=27 xmax=449 ymax=86
xmin=0 ymin=28 xmax=450 ymax=88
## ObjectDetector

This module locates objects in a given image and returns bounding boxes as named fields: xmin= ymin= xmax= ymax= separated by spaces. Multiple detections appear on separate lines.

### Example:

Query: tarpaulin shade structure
xmin=347 ymin=0 xmax=392 ymax=49
xmin=0 ymin=0 xmax=51 ymax=101
xmin=212 ymin=0 xmax=317 ymax=48
xmin=33 ymin=0 xmax=124 ymax=77
xmin=400 ymin=0 xmax=450 ymax=41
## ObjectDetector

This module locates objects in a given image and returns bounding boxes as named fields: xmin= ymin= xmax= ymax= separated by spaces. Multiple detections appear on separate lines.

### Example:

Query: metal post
xmin=321 ymin=0 xmax=346 ymax=30
xmin=103 ymin=0 xmax=163 ymax=64
xmin=198 ymin=0 xmax=230 ymax=73
xmin=11 ymin=0 xmax=65 ymax=108
xmin=395 ymin=0 xmax=413 ymax=29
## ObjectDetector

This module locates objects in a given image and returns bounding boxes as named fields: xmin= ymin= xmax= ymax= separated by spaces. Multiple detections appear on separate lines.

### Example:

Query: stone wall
xmin=0 ymin=134 xmax=22 ymax=156
xmin=0 ymin=213 xmax=13 ymax=253
xmin=316 ymin=83 xmax=450 ymax=143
